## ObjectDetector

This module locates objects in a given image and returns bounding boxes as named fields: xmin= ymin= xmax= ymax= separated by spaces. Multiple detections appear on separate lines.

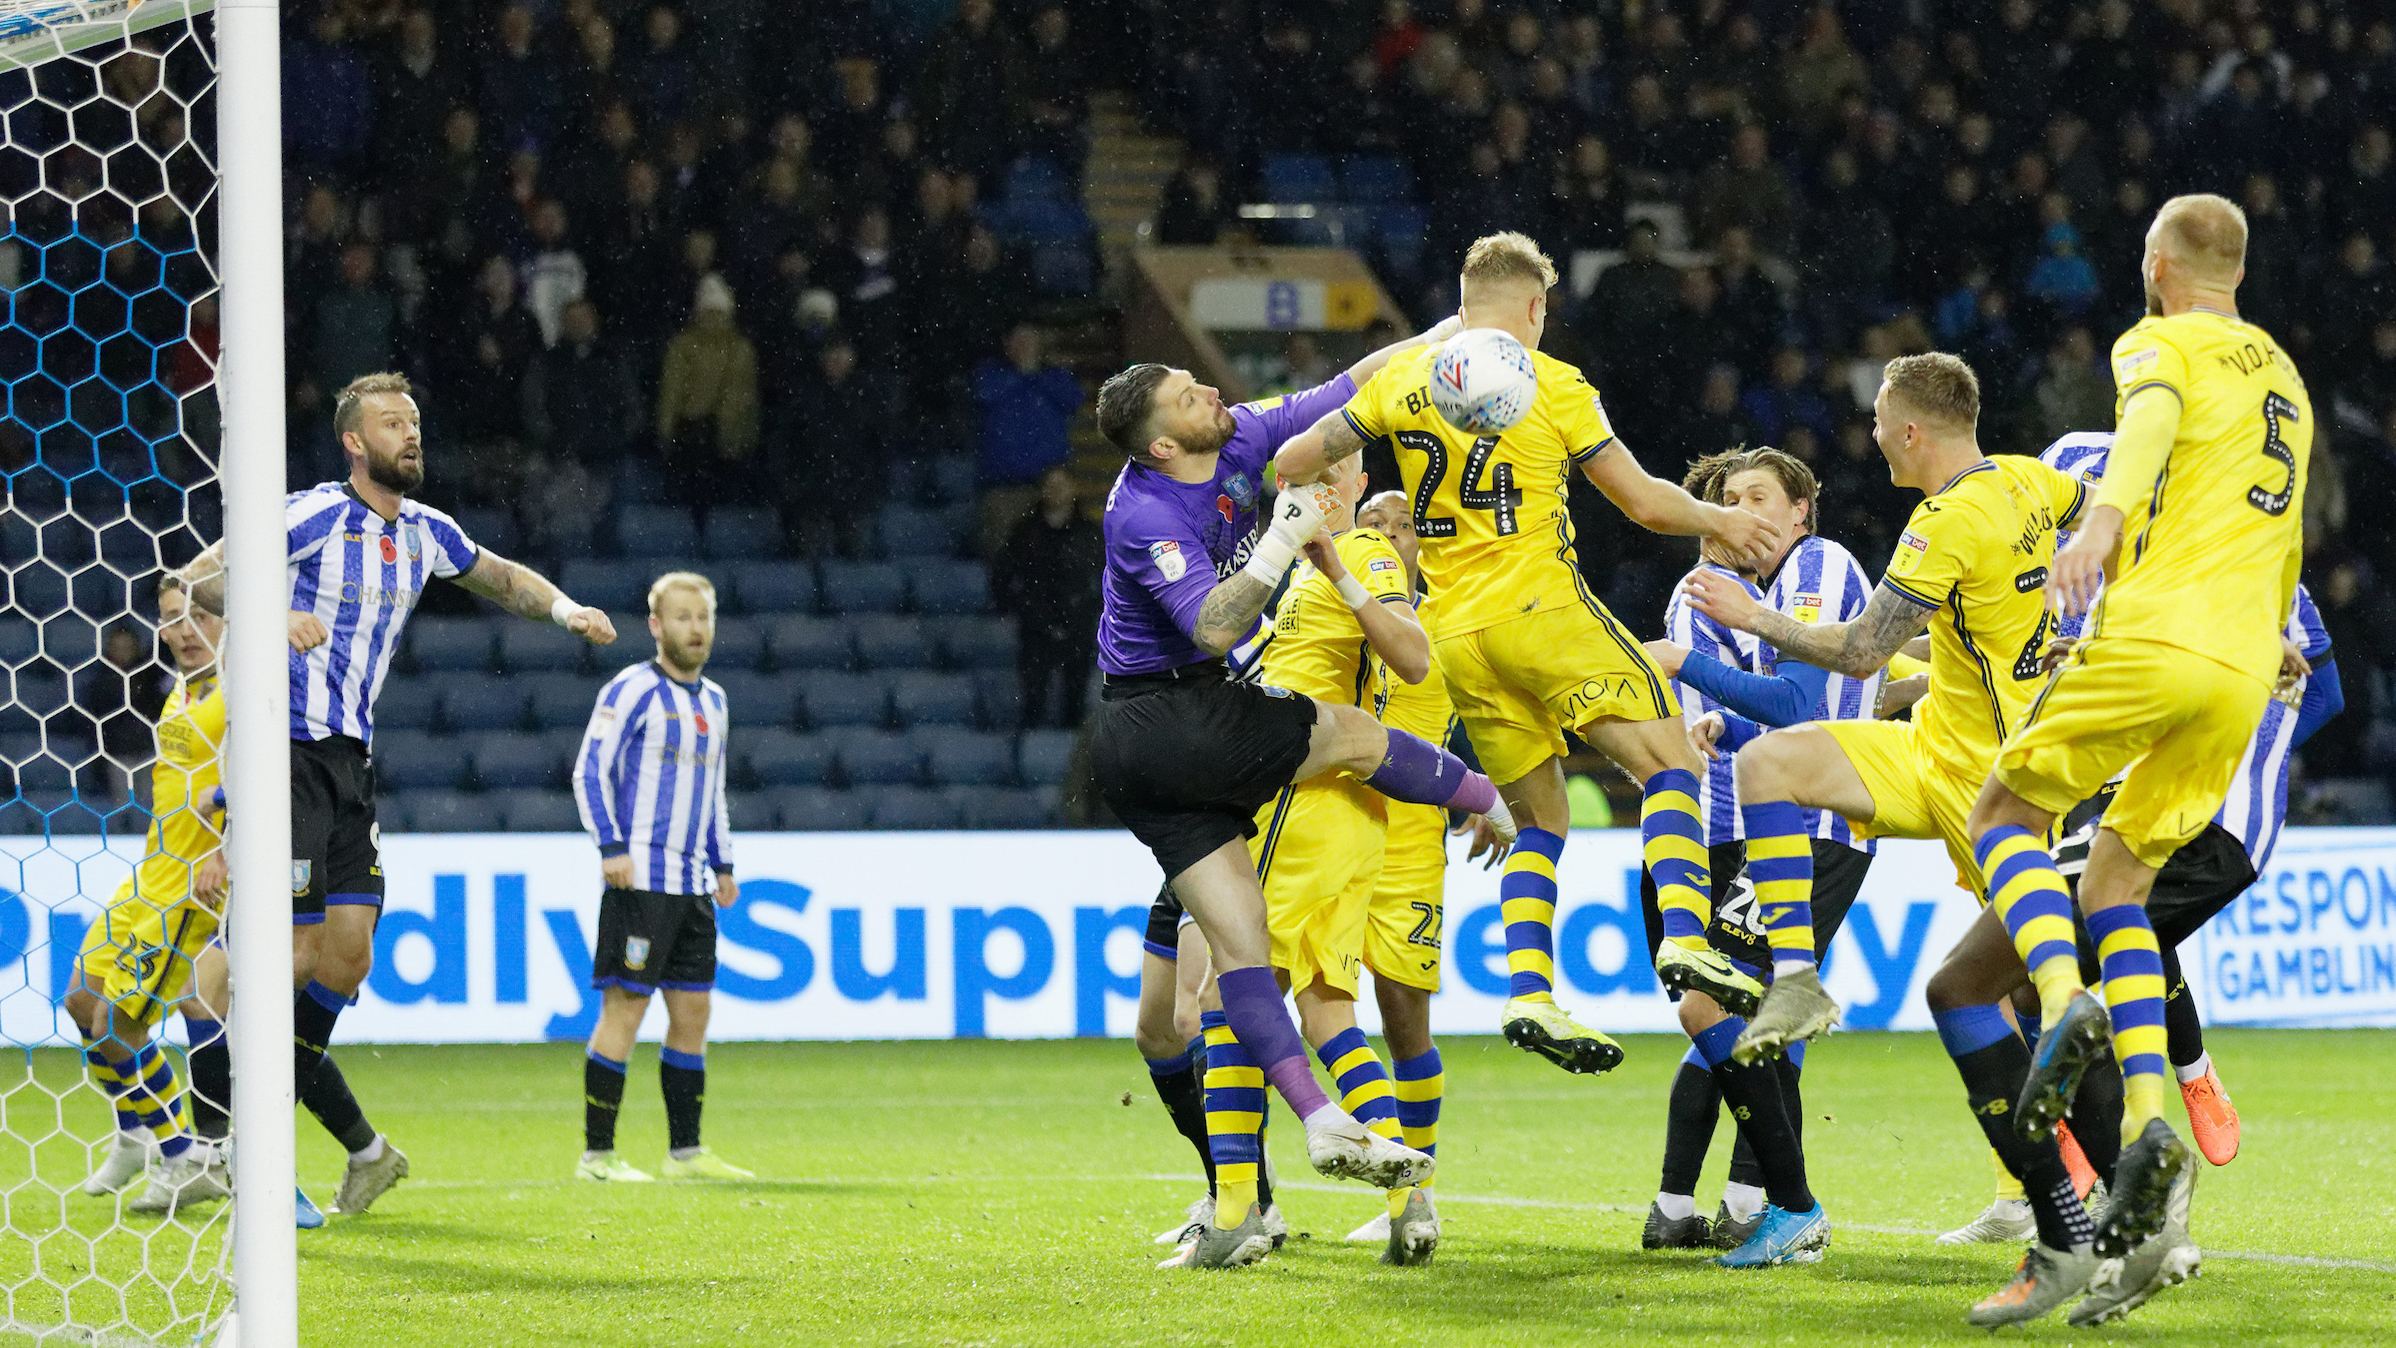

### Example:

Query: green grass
xmin=7 ymin=1030 xmax=2396 ymax=1345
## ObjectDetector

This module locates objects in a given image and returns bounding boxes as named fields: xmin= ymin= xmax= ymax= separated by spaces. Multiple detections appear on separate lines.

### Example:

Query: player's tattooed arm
xmin=459 ymin=551 xmax=619 ymax=644
xmin=1683 ymin=574 xmax=1932 ymax=679
xmin=1190 ymin=573 xmax=1277 ymax=657
xmin=1272 ymin=408 xmax=1367 ymax=486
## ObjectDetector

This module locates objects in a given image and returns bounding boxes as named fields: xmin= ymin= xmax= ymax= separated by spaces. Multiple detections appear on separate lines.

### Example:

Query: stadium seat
xmin=772 ymin=787 xmax=866 ymax=831
xmin=1340 ymin=154 xmax=1414 ymax=205
xmin=374 ymin=677 xmax=439 ymax=731
xmin=401 ymin=790 xmax=492 ymax=832
xmin=744 ymin=728 xmax=833 ymax=787
xmin=768 ymin=615 xmax=852 ymax=670
xmin=726 ymin=789 xmax=777 ymax=829
xmin=956 ymin=786 xmax=1053 ymax=829
xmin=710 ymin=616 xmax=767 ymax=670
xmin=997 ymin=198 xmax=1091 ymax=245
xmin=499 ymin=622 xmax=585 ymax=673
xmin=702 ymin=506 xmax=782 ymax=559
xmin=1018 ymin=729 xmax=1077 ymax=787
xmin=453 ymin=507 xmax=519 ymax=557
xmin=409 ymin=617 xmax=495 ymax=673
xmin=712 ymin=670 xmax=800 ymax=729
xmin=831 ymin=728 xmax=923 ymax=786
xmin=616 ymin=505 xmax=698 ymax=557
xmin=469 ymin=733 xmax=560 ymax=790
xmin=976 ymin=668 xmax=1024 ymax=731
xmin=439 ymin=673 xmax=528 ymax=732
xmin=818 ymin=562 xmax=907 ymax=614
xmin=927 ymin=458 xmax=976 ymax=506
xmin=0 ymin=620 xmax=36 ymax=665
xmin=374 ymin=732 xmax=459 ymax=791
xmin=1005 ymin=155 xmax=1070 ymax=202
xmin=1377 ymin=204 xmax=1430 ymax=278
xmin=493 ymin=789 xmax=582 ymax=832
xmin=864 ymin=786 xmax=961 ymax=830
xmin=800 ymin=671 xmax=888 ymax=728
xmin=523 ymin=673 xmax=601 ymax=730
xmin=727 ymin=561 xmax=813 ymax=615
xmin=892 ymin=672 xmax=977 ymax=727
xmin=0 ymin=798 xmax=43 ymax=835
xmin=560 ymin=560 xmax=647 ymax=614
xmin=876 ymin=508 xmax=957 ymax=559
xmin=1032 ymin=246 xmax=1095 ymax=296
xmin=10 ymin=754 xmax=74 ymax=794
xmin=542 ymin=727 xmax=591 ymax=777
xmin=853 ymin=616 xmax=934 ymax=670
xmin=1263 ymin=153 xmax=1337 ymax=203
xmin=919 ymin=728 xmax=1015 ymax=787
xmin=939 ymin=615 xmax=1018 ymax=669
xmin=905 ymin=560 xmax=990 ymax=617
xmin=39 ymin=793 xmax=110 ymax=834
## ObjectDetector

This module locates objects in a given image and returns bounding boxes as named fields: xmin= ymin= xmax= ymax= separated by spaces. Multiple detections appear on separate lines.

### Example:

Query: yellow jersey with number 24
xmin=1339 ymin=343 xmax=1618 ymax=640
xmin=2099 ymin=310 xmax=2310 ymax=683
xmin=1880 ymin=457 xmax=2086 ymax=783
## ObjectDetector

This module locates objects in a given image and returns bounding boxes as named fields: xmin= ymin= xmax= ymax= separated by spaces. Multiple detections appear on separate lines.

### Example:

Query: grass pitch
xmin=11 ymin=1029 xmax=2396 ymax=1345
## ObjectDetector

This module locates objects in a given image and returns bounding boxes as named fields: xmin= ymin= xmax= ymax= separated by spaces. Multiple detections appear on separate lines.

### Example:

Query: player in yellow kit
xmin=1959 ymin=194 xmax=2313 ymax=1282
xmin=1273 ymin=232 xmax=1782 ymax=1075
xmin=64 ymin=569 xmax=232 ymax=1216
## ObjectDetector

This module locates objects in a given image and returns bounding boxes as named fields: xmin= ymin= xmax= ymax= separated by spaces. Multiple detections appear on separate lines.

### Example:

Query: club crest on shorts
xmin=624 ymin=936 xmax=651 ymax=971
xmin=1148 ymin=540 xmax=1186 ymax=582
xmin=290 ymin=860 xmax=312 ymax=896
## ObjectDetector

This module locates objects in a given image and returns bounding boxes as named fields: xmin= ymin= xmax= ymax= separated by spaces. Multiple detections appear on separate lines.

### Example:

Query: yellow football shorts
xmin=77 ymin=876 xmax=218 ymax=1030
xmin=1251 ymin=775 xmax=1388 ymax=999
xmin=1998 ymin=634 xmax=2270 ymax=868
xmin=1435 ymin=601 xmax=1679 ymax=785
xmin=1365 ymin=800 xmax=1447 ymax=993
xmin=1819 ymin=719 xmax=1990 ymax=899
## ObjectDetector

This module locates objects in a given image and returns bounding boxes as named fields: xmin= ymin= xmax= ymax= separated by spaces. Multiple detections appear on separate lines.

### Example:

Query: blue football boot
xmin=1712 ymin=1203 xmax=1829 ymax=1267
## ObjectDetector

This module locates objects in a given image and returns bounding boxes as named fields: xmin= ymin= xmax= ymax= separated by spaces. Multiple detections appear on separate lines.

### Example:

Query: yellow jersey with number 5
xmin=1339 ymin=343 xmax=1617 ymax=639
xmin=1253 ymin=527 xmax=1414 ymax=711
xmin=1880 ymin=458 xmax=2087 ymax=782
xmin=2099 ymin=311 xmax=2310 ymax=681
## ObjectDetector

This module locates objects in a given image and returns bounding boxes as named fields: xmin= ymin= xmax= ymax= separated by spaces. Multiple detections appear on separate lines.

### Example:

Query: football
xmin=1429 ymin=327 xmax=1538 ymax=436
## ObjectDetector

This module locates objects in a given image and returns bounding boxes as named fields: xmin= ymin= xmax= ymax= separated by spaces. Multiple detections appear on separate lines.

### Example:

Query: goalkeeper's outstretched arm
xmin=457 ymin=551 xmax=619 ymax=644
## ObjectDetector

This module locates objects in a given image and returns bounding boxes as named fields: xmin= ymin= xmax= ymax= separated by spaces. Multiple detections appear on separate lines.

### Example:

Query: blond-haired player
xmin=1274 ymin=232 xmax=1782 ymax=1074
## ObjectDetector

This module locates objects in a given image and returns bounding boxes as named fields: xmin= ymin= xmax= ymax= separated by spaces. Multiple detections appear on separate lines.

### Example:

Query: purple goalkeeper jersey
xmin=1097 ymin=374 xmax=1357 ymax=676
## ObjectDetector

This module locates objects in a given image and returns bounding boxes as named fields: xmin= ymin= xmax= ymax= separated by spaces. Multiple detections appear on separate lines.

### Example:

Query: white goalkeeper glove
xmin=1241 ymin=481 xmax=1340 ymax=587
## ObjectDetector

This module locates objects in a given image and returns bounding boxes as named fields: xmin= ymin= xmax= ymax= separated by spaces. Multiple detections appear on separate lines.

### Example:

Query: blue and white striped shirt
xmin=576 ymin=661 xmax=735 ymax=896
xmin=1761 ymin=535 xmax=1881 ymax=853
xmin=1666 ymin=564 xmax=1767 ymax=845
xmin=285 ymin=482 xmax=478 ymax=744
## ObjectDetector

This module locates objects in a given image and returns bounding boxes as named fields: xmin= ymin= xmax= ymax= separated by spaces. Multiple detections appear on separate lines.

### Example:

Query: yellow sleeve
xmin=2110 ymin=327 xmax=2191 ymax=413
xmin=1880 ymin=500 xmax=1969 ymax=608
xmin=1342 ymin=530 xmax=1413 ymax=603
xmin=1548 ymin=365 xmax=1620 ymax=463
xmin=1340 ymin=367 xmax=1389 ymax=442
xmin=1886 ymin=651 xmax=1929 ymax=680
xmin=2049 ymin=462 xmax=2089 ymax=530
xmin=2093 ymin=380 xmax=2184 ymax=521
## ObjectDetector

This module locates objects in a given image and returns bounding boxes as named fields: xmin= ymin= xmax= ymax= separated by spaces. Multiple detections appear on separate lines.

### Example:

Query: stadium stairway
xmin=1084 ymin=91 xmax=1180 ymax=277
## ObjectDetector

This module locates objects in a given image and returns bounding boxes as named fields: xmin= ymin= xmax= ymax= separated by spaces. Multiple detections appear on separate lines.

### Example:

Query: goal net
xmin=1 ymin=2 xmax=231 ymax=1343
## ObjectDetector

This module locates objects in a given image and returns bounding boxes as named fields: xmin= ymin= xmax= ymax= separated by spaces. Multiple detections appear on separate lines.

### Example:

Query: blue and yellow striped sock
xmin=1977 ymin=825 xmax=2083 ymax=1028
xmin=82 ymin=1038 xmax=142 ymax=1137
xmin=2087 ymin=905 xmax=2169 ymax=1145
xmin=1315 ymin=1027 xmax=1409 ymax=1217
xmin=1644 ymin=769 xmax=1712 ymax=947
xmin=1200 ymin=1011 xmax=1264 ymax=1229
xmin=122 ymin=1041 xmax=192 ymax=1160
xmin=1501 ymin=828 xmax=1565 ymax=1000
xmin=1393 ymin=1048 xmax=1442 ymax=1192
xmin=1741 ymin=800 xmax=1815 ymax=972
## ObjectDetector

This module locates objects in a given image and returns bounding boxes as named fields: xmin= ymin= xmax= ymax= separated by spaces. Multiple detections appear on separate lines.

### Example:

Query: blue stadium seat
xmin=616 ymin=505 xmax=698 ymax=557
xmin=500 ymin=622 xmax=585 ymax=673
xmin=905 ymin=559 xmax=990 ymax=616
xmin=940 ymin=615 xmax=1019 ymax=669
xmin=1032 ymin=246 xmax=1095 ymax=296
xmin=409 ymin=617 xmax=495 ymax=673
xmin=439 ymin=673 xmax=528 ymax=732
xmin=1018 ymin=729 xmax=1077 ymax=787
xmin=560 ymin=560 xmax=647 ymax=614
xmin=732 ymin=561 xmax=817 ymax=615
xmin=712 ymin=671 xmax=800 ymax=729
xmin=832 ymin=728 xmax=923 ymax=786
xmin=927 ymin=458 xmax=976 ymax=506
xmin=819 ymin=562 xmax=908 ymax=614
xmin=745 ymin=729 xmax=834 ymax=787
xmin=1377 ymin=204 xmax=1429 ymax=278
xmin=11 ymin=754 xmax=74 ymax=794
xmin=976 ymin=669 xmax=1024 ymax=731
xmin=853 ymin=616 xmax=934 ymax=670
xmin=401 ymin=790 xmax=492 ymax=832
xmin=452 ymin=507 xmax=519 ymax=558
xmin=543 ymin=728 xmax=592 ymax=778
xmin=892 ymin=672 xmax=977 ymax=727
xmin=726 ymin=790 xmax=776 ymax=830
xmin=0 ymin=620 xmax=36 ymax=665
xmin=702 ymin=507 xmax=782 ymax=559
xmin=469 ymin=733 xmax=560 ymax=790
xmin=524 ymin=673 xmax=601 ymax=730
xmin=1263 ymin=153 xmax=1337 ymax=204
xmin=0 ymin=798 xmax=44 ymax=835
xmin=800 ymin=671 xmax=888 ymax=728
xmin=374 ymin=678 xmax=439 ymax=731
xmin=920 ymin=728 xmax=1015 ymax=787
xmin=997 ymin=198 xmax=1092 ymax=245
xmin=493 ymin=789 xmax=582 ymax=832
xmin=864 ymin=786 xmax=961 ymax=830
xmin=1005 ymin=155 xmax=1071 ymax=202
xmin=767 ymin=615 xmax=852 ymax=670
xmin=1340 ymin=154 xmax=1414 ymax=205
xmin=710 ymin=616 xmax=767 ymax=671
xmin=956 ymin=786 xmax=1054 ymax=829
xmin=876 ymin=508 xmax=957 ymax=559
xmin=374 ymin=732 xmax=459 ymax=791
xmin=772 ymin=787 xmax=866 ymax=831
